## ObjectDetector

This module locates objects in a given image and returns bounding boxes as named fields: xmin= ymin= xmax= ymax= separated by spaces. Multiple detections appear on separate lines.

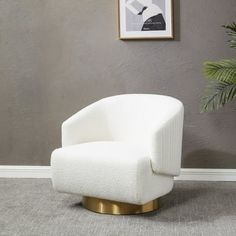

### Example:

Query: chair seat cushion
xmin=51 ymin=141 xmax=173 ymax=204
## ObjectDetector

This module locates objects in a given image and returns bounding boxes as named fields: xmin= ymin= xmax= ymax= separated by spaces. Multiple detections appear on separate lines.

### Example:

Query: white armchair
xmin=51 ymin=94 xmax=184 ymax=214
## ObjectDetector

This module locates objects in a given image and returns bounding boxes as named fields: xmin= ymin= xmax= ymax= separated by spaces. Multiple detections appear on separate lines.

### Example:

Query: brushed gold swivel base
xmin=82 ymin=197 xmax=158 ymax=215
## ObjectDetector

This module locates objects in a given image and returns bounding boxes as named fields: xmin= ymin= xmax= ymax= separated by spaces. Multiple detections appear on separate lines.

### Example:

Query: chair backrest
xmin=95 ymin=94 xmax=183 ymax=149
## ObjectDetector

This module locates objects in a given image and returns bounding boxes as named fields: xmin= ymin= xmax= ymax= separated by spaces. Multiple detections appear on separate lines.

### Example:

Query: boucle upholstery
xmin=51 ymin=94 xmax=184 ymax=204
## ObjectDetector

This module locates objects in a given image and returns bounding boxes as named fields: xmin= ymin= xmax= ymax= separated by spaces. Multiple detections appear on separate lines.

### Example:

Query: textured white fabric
xmin=61 ymin=94 xmax=184 ymax=176
xmin=51 ymin=94 xmax=184 ymax=204
xmin=51 ymin=141 xmax=174 ymax=204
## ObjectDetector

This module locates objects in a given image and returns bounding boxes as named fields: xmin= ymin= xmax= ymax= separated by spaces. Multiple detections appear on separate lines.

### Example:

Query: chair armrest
xmin=149 ymin=105 xmax=184 ymax=176
xmin=61 ymin=103 xmax=109 ymax=147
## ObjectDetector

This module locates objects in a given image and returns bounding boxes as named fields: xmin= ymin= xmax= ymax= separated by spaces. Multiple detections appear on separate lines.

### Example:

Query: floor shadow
xmin=64 ymin=181 xmax=236 ymax=223
xmin=70 ymin=202 xmax=83 ymax=208
xmin=138 ymin=181 xmax=236 ymax=223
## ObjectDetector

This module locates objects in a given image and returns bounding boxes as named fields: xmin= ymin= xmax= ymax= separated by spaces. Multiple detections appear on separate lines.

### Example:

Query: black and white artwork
xmin=119 ymin=0 xmax=173 ymax=39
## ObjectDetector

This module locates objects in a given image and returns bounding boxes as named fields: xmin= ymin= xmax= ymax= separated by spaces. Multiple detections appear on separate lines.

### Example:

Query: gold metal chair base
xmin=82 ymin=196 xmax=158 ymax=215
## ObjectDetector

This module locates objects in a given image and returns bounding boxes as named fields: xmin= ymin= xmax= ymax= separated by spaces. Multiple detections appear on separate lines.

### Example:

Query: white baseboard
xmin=0 ymin=166 xmax=236 ymax=181
xmin=0 ymin=166 xmax=51 ymax=178
xmin=175 ymin=168 xmax=236 ymax=181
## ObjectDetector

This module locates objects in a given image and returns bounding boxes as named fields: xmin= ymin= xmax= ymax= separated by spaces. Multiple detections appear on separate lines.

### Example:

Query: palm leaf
xmin=204 ymin=59 xmax=236 ymax=83
xmin=223 ymin=23 xmax=236 ymax=48
xmin=201 ymin=81 xmax=236 ymax=112
xmin=227 ymin=34 xmax=236 ymax=49
xmin=223 ymin=22 xmax=236 ymax=32
xmin=201 ymin=22 xmax=236 ymax=112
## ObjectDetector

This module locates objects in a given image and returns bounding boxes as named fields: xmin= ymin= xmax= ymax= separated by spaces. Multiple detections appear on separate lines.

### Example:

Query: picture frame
xmin=118 ymin=0 xmax=174 ymax=40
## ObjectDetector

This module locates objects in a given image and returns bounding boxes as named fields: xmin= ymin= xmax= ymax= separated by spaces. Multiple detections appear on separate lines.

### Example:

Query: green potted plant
xmin=201 ymin=22 xmax=236 ymax=112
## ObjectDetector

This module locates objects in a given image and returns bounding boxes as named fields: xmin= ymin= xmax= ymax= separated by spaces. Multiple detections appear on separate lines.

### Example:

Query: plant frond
xmin=226 ymin=31 xmax=236 ymax=49
xmin=223 ymin=22 xmax=236 ymax=48
xmin=201 ymin=81 xmax=236 ymax=112
xmin=223 ymin=22 xmax=236 ymax=32
xmin=228 ymin=39 xmax=236 ymax=49
xmin=204 ymin=59 xmax=236 ymax=83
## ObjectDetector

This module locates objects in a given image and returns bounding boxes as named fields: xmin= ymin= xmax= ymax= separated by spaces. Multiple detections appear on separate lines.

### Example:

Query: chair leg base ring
xmin=82 ymin=196 xmax=158 ymax=215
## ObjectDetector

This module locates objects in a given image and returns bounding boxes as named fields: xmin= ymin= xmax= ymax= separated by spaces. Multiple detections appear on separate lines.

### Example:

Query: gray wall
xmin=0 ymin=0 xmax=235 ymax=167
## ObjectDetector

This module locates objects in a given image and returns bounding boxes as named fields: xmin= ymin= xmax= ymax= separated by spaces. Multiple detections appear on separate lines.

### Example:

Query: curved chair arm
xmin=61 ymin=102 xmax=110 ymax=147
xmin=150 ymin=105 xmax=184 ymax=176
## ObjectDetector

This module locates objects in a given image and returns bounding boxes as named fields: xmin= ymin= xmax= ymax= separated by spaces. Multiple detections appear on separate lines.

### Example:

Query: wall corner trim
xmin=0 ymin=166 xmax=236 ymax=181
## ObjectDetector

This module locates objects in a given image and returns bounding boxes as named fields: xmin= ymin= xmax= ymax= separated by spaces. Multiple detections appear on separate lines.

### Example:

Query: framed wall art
xmin=118 ymin=0 xmax=174 ymax=39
